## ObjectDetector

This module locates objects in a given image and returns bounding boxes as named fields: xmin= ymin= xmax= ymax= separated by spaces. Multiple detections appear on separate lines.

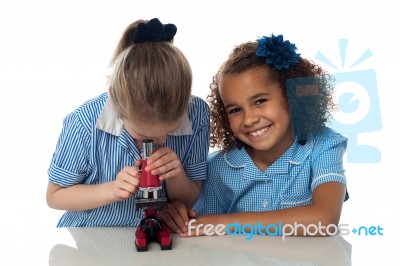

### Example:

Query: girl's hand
xmin=145 ymin=146 xmax=183 ymax=180
xmin=159 ymin=200 xmax=197 ymax=235
xmin=113 ymin=162 xmax=141 ymax=200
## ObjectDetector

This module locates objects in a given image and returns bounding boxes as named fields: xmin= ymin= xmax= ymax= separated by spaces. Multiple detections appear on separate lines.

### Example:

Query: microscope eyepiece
xmin=142 ymin=139 xmax=153 ymax=159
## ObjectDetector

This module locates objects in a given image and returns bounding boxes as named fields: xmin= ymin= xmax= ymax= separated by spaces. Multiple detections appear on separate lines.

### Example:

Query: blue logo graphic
xmin=351 ymin=225 xmax=383 ymax=236
xmin=316 ymin=39 xmax=382 ymax=163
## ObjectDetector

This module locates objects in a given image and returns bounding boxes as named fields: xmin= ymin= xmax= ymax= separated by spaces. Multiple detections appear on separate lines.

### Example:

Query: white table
xmin=44 ymin=227 xmax=351 ymax=265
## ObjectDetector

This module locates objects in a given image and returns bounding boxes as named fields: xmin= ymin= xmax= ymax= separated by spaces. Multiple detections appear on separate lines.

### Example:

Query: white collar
xmin=95 ymin=96 xmax=193 ymax=136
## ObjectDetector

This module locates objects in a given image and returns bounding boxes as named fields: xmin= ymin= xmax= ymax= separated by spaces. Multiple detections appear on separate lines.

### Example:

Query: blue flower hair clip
xmin=133 ymin=18 xmax=177 ymax=43
xmin=256 ymin=34 xmax=301 ymax=70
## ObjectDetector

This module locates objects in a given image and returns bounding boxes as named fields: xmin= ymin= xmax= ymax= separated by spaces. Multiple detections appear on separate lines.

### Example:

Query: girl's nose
xmin=243 ymin=110 xmax=259 ymax=126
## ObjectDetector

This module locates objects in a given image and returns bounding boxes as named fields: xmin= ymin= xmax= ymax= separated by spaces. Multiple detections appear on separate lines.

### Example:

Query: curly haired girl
xmin=162 ymin=34 xmax=349 ymax=237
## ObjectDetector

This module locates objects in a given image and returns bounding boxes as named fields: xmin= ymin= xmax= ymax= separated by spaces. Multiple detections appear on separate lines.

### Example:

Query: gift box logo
xmin=315 ymin=39 xmax=381 ymax=163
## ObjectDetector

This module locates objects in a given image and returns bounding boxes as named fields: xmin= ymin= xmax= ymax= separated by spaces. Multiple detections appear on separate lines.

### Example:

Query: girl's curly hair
xmin=207 ymin=41 xmax=336 ymax=151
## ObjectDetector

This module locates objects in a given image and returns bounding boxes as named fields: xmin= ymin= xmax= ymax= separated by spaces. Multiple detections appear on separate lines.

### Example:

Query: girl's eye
xmin=255 ymin=99 xmax=267 ymax=105
xmin=227 ymin=107 xmax=241 ymax=114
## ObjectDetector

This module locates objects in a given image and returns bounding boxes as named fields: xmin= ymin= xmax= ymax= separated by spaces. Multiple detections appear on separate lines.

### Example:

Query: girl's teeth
xmin=249 ymin=127 xmax=267 ymax=136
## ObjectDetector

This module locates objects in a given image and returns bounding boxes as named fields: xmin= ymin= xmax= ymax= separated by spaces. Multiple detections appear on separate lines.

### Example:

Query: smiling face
xmin=219 ymin=67 xmax=294 ymax=164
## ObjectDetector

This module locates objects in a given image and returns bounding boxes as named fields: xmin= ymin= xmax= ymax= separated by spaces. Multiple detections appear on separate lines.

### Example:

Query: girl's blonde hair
xmin=108 ymin=19 xmax=192 ymax=124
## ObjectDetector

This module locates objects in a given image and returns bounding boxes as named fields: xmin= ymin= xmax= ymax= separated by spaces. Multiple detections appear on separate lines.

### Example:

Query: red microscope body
xmin=140 ymin=159 xmax=160 ymax=187
xmin=134 ymin=139 xmax=172 ymax=251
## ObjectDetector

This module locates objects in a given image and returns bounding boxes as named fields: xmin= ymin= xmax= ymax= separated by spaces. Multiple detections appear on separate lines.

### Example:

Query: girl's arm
xmin=161 ymin=97 xmax=209 ymax=208
xmin=46 ymin=166 xmax=141 ymax=211
xmin=185 ymin=182 xmax=346 ymax=237
xmin=138 ymin=145 xmax=203 ymax=209
xmin=46 ymin=182 xmax=115 ymax=211
xmin=165 ymin=175 xmax=203 ymax=208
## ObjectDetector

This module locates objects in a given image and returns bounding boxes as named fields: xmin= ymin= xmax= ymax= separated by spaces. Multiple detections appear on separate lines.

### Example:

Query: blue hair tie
xmin=256 ymin=34 xmax=301 ymax=70
xmin=133 ymin=18 xmax=177 ymax=43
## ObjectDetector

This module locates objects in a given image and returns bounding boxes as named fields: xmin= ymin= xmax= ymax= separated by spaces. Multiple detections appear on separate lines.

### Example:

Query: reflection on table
xmin=49 ymin=227 xmax=351 ymax=266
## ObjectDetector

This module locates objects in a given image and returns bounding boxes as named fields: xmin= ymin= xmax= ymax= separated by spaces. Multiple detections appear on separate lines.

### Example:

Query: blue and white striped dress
xmin=48 ymin=92 xmax=210 ymax=227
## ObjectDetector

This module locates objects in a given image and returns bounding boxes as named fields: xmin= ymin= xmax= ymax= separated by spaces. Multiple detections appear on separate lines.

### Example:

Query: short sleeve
xmin=48 ymin=112 xmax=90 ymax=187
xmin=310 ymin=129 xmax=349 ymax=200
xmin=182 ymin=97 xmax=210 ymax=181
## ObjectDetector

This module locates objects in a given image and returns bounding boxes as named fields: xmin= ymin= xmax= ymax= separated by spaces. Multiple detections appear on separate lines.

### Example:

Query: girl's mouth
xmin=248 ymin=126 xmax=270 ymax=137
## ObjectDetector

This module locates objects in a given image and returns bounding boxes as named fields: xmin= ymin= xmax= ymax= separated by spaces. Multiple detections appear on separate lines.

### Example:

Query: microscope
xmin=134 ymin=139 xmax=172 ymax=251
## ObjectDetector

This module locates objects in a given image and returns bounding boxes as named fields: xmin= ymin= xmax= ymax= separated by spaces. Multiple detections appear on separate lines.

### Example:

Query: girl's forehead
xmin=219 ymin=69 xmax=281 ymax=95
xmin=124 ymin=117 xmax=182 ymax=137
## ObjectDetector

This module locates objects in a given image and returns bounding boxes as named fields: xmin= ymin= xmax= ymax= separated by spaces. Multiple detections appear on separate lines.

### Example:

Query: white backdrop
xmin=1 ymin=0 xmax=399 ymax=265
